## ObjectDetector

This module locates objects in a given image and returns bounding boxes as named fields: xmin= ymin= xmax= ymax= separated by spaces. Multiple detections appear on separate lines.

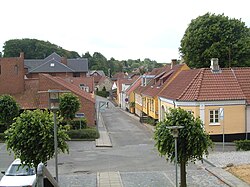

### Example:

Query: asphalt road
xmin=0 ymin=96 xmax=230 ymax=186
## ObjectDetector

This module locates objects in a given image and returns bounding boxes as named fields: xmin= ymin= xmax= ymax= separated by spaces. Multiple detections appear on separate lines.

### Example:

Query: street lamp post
xmin=166 ymin=126 xmax=184 ymax=187
xmin=48 ymin=90 xmax=61 ymax=182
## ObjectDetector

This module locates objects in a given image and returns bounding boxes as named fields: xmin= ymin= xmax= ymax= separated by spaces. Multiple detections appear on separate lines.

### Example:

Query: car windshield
xmin=5 ymin=164 xmax=35 ymax=176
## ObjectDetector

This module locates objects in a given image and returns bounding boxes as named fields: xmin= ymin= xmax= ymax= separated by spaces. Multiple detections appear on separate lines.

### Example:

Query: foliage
xmin=69 ymin=118 xmax=87 ymax=129
xmin=0 ymin=133 xmax=4 ymax=142
xmin=59 ymin=93 xmax=81 ymax=122
xmin=146 ymin=117 xmax=156 ymax=125
xmin=129 ymin=102 xmax=135 ymax=107
xmin=96 ymin=90 xmax=109 ymax=98
xmin=5 ymin=109 xmax=70 ymax=168
xmin=0 ymin=95 xmax=20 ymax=129
xmin=154 ymin=108 xmax=213 ymax=186
xmin=67 ymin=128 xmax=99 ymax=140
xmin=180 ymin=13 xmax=250 ymax=68
xmin=3 ymin=39 xmax=80 ymax=59
xmin=234 ymin=140 xmax=250 ymax=151
xmin=82 ymin=52 xmax=164 ymax=76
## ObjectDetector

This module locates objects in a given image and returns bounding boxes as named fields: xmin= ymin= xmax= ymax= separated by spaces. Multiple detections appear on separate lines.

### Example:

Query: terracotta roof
xmin=63 ymin=77 xmax=94 ymax=93
xmin=41 ymin=74 xmax=95 ymax=103
xmin=159 ymin=68 xmax=246 ymax=101
xmin=233 ymin=67 xmax=250 ymax=104
xmin=13 ymin=79 xmax=40 ymax=109
xmin=142 ymin=64 xmax=185 ymax=98
xmin=126 ymin=76 xmax=141 ymax=95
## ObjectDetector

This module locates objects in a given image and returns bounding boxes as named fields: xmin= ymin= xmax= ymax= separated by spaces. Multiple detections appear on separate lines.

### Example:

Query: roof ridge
xmin=29 ymin=59 xmax=75 ymax=73
xmin=230 ymin=68 xmax=246 ymax=99
xmin=41 ymin=74 xmax=95 ymax=103
xmin=194 ymin=68 xmax=205 ymax=100
xmin=177 ymin=69 xmax=204 ymax=100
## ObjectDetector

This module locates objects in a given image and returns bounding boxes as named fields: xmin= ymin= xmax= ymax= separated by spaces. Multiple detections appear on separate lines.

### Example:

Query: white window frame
xmin=209 ymin=109 xmax=220 ymax=125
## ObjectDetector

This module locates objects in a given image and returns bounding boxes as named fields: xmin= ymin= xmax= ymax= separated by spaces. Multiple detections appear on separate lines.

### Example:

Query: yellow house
xmin=158 ymin=59 xmax=248 ymax=141
xmin=141 ymin=62 xmax=189 ymax=121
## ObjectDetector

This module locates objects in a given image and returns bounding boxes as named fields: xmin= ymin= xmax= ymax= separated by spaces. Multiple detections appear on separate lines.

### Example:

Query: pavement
xmin=95 ymin=106 xmax=250 ymax=187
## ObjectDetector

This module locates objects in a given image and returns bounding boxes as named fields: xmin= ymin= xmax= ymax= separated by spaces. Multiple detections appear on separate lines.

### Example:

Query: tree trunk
xmin=180 ymin=160 xmax=187 ymax=187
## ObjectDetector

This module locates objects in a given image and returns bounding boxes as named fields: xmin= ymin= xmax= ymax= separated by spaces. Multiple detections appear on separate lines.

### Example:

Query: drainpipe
xmin=246 ymin=104 xmax=248 ymax=140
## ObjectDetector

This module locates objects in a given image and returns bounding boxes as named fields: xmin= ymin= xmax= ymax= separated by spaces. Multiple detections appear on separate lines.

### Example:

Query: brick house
xmin=0 ymin=53 xmax=95 ymax=126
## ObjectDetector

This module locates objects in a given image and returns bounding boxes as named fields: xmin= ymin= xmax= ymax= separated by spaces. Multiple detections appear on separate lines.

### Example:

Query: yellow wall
xmin=159 ymin=99 xmax=246 ymax=135
xmin=204 ymin=105 xmax=245 ymax=135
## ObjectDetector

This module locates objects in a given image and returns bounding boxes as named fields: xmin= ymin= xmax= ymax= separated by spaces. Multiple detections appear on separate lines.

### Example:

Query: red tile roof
xmin=233 ymin=67 xmax=250 ymax=104
xmin=159 ymin=68 xmax=246 ymax=102
xmin=126 ymin=77 xmax=141 ymax=95
xmin=42 ymin=74 xmax=95 ymax=103
xmin=63 ymin=77 xmax=94 ymax=93
xmin=141 ymin=64 xmax=185 ymax=98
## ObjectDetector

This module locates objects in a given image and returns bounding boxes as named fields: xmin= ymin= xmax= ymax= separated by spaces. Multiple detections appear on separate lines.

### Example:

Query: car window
xmin=5 ymin=164 xmax=35 ymax=176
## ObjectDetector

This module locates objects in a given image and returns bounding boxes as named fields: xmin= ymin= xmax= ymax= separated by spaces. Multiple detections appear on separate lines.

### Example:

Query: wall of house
xmin=247 ymin=106 xmax=250 ymax=133
xmin=38 ymin=74 xmax=95 ymax=126
xmin=0 ymin=53 xmax=25 ymax=94
xmin=204 ymin=105 xmax=245 ymax=135
xmin=135 ymin=93 xmax=142 ymax=116
xmin=159 ymin=98 xmax=246 ymax=135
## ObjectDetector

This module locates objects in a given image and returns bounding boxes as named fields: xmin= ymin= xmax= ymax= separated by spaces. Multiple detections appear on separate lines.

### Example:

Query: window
xmin=73 ymin=72 xmax=80 ymax=77
xmin=209 ymin=110 xmax=219 ymax=124
xmin=14 ymin=65 xmax=18 ymax=75
xmin=50 ymin=63 xmax=55 ymax=67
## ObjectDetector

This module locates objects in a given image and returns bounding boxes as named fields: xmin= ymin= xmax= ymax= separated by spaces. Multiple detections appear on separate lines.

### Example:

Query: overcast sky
xmin=1 ymin=0 xmax=249 ymax=63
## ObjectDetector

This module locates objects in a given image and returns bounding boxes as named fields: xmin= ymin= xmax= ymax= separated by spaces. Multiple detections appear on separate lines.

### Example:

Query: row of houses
xmin=115 ymin=58 xmax=250 ymax=141
xmin=0 ymin=52 xmax=112 ymax=126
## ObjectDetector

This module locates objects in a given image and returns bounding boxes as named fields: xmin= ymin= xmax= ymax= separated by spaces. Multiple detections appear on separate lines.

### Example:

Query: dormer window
xmin=50 ymin=63 xmax=55 ymax=67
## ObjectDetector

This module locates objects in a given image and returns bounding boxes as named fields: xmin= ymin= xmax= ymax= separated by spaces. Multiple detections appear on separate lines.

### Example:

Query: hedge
xmin=67 ymin=128 xmax=99 ymax=140
xmin=234 ymin=140 xmax=250 ymax=151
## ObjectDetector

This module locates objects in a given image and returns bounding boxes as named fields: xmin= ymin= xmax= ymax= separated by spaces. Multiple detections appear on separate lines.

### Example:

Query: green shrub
xmin=96 ymin=90 xmax=109 ymax=98
xmin=234 ymin=140 xmax=250 ymax=151
xmin=0 ymin=133 xmax=5 ymax=142
xmin=67 ymin=128 xmax=99 ymax=140
xmin=146 ymin=117 xmax=156 ymax=125
xmin=69 ymin=118 xmax=87 ymax=129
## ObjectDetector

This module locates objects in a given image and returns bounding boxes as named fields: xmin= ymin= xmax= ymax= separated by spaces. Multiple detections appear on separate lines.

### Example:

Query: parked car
xmin=0 ymin=158 xmax=37 ymax=187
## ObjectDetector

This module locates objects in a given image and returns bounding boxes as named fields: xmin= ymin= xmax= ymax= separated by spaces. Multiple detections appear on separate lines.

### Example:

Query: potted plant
xmin=129 ymin=102 xmax=135 ymax=113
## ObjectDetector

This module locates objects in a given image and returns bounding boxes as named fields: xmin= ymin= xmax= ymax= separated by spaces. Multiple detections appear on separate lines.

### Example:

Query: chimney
xmin=61 ymin=57 xmax=67 ymax=66
xmin=20 ymin=52 xmax=24 ymax=59
xmin=210 ymin=58 xmax=220 ymax=73
xmin=171 ymin=59 xmax=177 ymax=69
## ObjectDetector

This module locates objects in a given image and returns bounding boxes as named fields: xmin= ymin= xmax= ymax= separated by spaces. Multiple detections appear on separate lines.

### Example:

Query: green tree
xmin=59 ymin=93 xmax=80 ymax=123
xmin=5 ymin=109 xmax=69 ymax=169
xmin=154 ymin=108 xmax=213 ymax=187
xmin=0 ymin=95 xmax=20 ymax=130
xmin=180 ymin=13 xmax=250 ymax=68
xmin=3 ymin=38 xmax=80 ymax=59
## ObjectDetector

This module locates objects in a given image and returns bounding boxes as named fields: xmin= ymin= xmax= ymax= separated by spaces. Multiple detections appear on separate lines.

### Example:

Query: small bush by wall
xmin=69 ymin=118 xmax=87 ymax=129
xmin=234 ymin=140 xmax=250 ymax=151
xmin=67 ymin=128 xmax=99 ymax=140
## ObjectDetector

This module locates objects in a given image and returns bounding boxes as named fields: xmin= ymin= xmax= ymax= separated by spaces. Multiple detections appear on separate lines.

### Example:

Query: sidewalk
xmin=96 ymin=112 xmax=112 ymax=147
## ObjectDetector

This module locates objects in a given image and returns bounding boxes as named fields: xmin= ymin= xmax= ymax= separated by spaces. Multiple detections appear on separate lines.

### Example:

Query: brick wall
xmin=38 ymin=74 xmax=95 ymax=126
xmin=0 ymin=53 xmax=24 ymax=94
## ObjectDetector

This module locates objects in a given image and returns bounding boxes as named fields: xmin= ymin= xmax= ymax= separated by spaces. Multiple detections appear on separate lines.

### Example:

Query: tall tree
xmin=154 ymin=108 xmax=213 ymax=187
xmin=0 ymin=95 xmax=20 ymax=130
xmin=5 ymin=109 xmax=69 ymax=169
xmin=179 ymin=13 xmax=250 ymax=68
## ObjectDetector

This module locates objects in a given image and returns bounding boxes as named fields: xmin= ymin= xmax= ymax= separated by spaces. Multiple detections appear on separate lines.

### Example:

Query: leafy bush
xmin=96 ymin=90 xmax=109 ymax=98
xmin=69 ymin=118 xmax=87 ymax=129
xmin=0 ymin=133 xmax=5 ymax=142
xmin=67 ymin=128 xmax=99 ymax=140
xmin=234 ymin=140 xmax=250 ymax=151
xmin=146 ymin=117 xmax=156 ymax=125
